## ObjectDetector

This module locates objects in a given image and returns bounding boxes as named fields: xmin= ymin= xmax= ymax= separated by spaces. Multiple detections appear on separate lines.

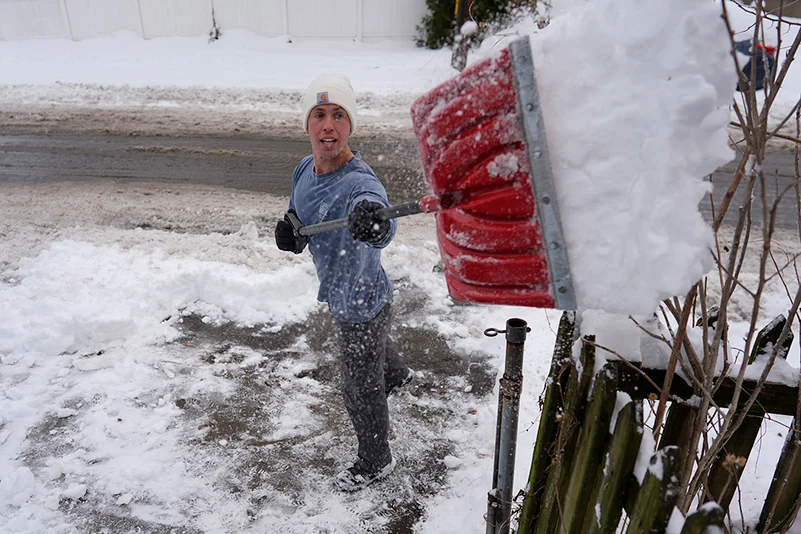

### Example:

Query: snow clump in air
xmin=529 ymin=0 xmax=736 ymax=314
xmin=474 ymin=0 xmax=735 ymax=314
xmin=461 ymin=21 xmax=479 ymax=36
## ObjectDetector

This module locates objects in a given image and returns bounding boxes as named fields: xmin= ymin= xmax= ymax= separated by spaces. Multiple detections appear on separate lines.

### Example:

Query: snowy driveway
xmin=0 ymin=180 xmax=560 ymax=533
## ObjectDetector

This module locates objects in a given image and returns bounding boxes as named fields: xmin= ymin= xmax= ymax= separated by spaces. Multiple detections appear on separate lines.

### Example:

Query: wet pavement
xmin=0 ymin=133 xmax=428 ymax=205
xmin=166 ymin=303 xmax=495 ymax=533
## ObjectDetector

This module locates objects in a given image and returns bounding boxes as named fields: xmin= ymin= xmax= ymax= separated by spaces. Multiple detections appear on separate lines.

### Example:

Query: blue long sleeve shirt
xmin=289 ymin=152 xmax=397 ymax=323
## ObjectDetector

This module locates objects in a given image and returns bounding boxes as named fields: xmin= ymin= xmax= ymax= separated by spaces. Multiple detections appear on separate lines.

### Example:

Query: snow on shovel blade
xmin=410 ymin=36 xmax=576 ymax=310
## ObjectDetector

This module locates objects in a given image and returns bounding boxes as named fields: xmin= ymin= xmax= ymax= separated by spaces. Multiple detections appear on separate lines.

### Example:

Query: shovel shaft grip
xmin=294 ymin=201 xmax=423 ymax=237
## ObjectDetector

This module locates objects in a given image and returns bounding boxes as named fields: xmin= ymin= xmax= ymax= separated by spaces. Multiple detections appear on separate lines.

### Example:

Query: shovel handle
xmin=290 ymin=200 xmax=428 ymax=237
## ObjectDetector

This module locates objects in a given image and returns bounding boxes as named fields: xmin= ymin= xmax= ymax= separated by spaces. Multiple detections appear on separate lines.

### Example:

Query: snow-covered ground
xmin=2 ymin=0 xmax=801 ymax=532
xmin=0 ymin=32 xmax=453 ymax=139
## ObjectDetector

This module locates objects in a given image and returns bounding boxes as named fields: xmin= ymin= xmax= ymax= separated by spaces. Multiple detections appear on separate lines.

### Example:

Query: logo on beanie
xmin=316 ymin=92 xmax=329 ymax=105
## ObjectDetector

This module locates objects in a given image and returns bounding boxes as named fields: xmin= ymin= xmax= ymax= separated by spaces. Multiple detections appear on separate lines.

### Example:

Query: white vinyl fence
xmin=0 ymin=0 xmax=428 ymax=41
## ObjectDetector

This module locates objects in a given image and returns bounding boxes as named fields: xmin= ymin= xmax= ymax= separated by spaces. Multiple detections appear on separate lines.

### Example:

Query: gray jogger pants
xmin=335 ymin=302 xmax=406 ymax=471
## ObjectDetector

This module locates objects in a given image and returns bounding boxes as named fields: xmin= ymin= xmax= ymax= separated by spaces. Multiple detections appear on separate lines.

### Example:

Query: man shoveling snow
xmin=274 ymin=74 xmax=414 ymax=492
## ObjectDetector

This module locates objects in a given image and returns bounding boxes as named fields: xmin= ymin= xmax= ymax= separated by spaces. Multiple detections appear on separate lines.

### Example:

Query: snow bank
xmin=0 ymin=239 xmax=320 ymax=357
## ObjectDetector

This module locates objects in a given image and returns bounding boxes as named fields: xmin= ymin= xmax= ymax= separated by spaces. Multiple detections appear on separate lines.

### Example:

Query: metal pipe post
xmin=496 ymin=318 xmax=527 ymax=534
xmin=485 ymin=318 xmax=528 ymax=534
xmin=450 ymin=0 xmax=471 ymax=71
xmin=485 ymin=488 xmax=499 ymax=534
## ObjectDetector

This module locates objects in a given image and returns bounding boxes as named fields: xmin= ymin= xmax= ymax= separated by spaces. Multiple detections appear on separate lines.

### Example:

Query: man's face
xmin=307 ymin=104 xmax=352 ymax=165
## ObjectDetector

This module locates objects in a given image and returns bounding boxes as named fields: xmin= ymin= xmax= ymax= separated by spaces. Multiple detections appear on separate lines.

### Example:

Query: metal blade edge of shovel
xmin=509 ymin=35 xmax=577 ymax=310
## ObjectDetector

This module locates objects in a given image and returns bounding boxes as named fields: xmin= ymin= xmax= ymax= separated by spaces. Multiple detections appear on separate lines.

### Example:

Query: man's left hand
xmin=275 ymin=210 xmax=308 ymax=254
xmin=348 ymin=200 xmax=391 ymax=243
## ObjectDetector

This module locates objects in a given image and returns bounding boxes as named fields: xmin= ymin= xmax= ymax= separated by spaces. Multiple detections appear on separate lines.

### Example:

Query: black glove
xmin=348 ymin=200 xmax=391 ymax=243
xmin=275 ymin=210 xmax=308 ymax=254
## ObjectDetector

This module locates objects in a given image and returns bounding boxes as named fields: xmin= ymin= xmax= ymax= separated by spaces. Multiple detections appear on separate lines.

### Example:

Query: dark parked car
xmin=735 ymin=39 xmax=776 ymax=91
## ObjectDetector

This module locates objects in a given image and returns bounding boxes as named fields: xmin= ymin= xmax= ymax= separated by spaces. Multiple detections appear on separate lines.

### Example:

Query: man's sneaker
xmin=335 ymin=457 xmax=396 ymax=492
xmin=385 ymin=367 xmax=414 ymax=397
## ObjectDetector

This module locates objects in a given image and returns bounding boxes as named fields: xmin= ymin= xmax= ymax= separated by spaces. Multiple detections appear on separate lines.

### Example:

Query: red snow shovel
xmin=289 ymin=36 xmax=575 ymax=310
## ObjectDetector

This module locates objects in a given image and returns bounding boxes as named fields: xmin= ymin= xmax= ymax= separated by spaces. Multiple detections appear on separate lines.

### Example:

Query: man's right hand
xmin=275 ymin=211 xmax=308 ymax=254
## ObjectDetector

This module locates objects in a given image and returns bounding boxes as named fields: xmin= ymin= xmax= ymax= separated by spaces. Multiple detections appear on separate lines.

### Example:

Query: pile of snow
xmin=470 ymin=0 xmax=798 ymax=316
xmin=535 ymin=0 xmax=735 ymax=314
xmin=0 ymin=240 xmax=320 ymax=356
xmin=529 ymin=0 xmax=734 ymax=314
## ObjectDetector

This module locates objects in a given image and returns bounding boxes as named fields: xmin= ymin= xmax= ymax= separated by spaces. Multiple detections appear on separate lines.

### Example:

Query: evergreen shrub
xmin=415 ymin=0 xmax=536 ymax=49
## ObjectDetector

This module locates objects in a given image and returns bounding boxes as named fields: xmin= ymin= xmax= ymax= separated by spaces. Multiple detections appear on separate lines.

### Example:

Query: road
xmin=0 ymin=133 xmax=428 ymax=202
xmin=0 ymin=132 xmax=799 ymax=229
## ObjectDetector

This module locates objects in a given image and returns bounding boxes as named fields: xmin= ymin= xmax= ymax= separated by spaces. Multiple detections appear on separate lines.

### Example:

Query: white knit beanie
xmin=301 ymin=74 xmax=358 ymax=135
